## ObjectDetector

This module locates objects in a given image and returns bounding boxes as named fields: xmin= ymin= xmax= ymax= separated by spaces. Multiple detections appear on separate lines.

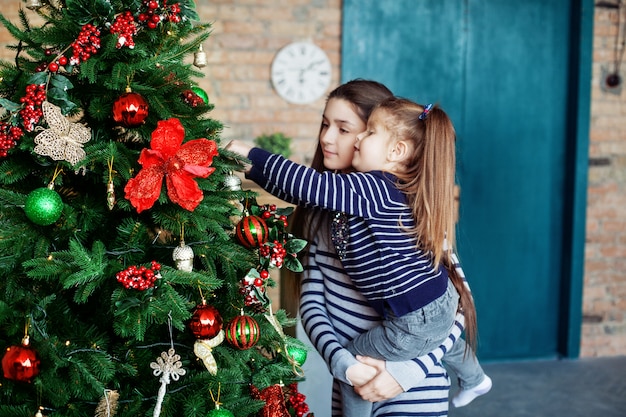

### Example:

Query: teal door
xmin=342 ymin=0 xmax=592 ymax=360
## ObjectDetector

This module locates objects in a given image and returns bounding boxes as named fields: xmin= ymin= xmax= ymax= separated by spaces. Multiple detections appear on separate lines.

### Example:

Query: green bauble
xmin=287 ymin=345 xmax=308 ymax=366
xmin=191 ymin=86 xmax=209 ymax=104
xmin=207 ymin=408 xmax=235 ymax=417
xmin=24 ymin=187 xmax=64 ymax=226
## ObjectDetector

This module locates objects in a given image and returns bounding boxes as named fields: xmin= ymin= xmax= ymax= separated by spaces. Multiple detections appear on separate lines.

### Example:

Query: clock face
xmin=271 ymin=42 xmax=332 ymax=105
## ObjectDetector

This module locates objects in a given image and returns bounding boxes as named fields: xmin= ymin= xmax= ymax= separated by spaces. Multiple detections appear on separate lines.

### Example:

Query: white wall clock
xmin=271 ymin=41 xmax=332 ymax=105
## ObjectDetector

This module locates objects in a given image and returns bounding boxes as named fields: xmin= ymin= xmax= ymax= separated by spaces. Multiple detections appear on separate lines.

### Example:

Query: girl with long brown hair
xmin=227 ymin=84 xmax=490 ymax=416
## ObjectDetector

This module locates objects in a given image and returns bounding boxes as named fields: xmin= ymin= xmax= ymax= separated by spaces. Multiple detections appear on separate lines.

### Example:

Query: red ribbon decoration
xmin=124 ymin=118 xmax=218 ymax=212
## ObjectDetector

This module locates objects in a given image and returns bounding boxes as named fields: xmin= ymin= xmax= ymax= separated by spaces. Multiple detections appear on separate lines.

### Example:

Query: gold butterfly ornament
xmin=33 ymin=101 xmax=91 ymax=165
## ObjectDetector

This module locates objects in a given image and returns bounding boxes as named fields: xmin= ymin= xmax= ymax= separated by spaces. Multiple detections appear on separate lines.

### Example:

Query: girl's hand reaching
xmin=224 ymin=140 xmax=253 ymax=158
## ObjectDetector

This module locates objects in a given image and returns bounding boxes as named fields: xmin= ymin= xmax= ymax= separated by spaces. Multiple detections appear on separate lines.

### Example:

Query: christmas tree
xmin=0 ymin=1 xmax=311 ymax=417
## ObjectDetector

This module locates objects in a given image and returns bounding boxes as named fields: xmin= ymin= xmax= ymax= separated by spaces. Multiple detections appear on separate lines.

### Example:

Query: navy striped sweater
xmin=300 ymin=218 xmax=465 ymax=416
xmin=247 ymin=147 xmax=449 ymax=318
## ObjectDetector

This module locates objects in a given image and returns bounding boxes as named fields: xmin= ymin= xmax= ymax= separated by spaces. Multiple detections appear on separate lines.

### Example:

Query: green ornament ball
xmin=191 ymin=86 xmax=209 ymax=104
xmin=207 ymin=408 xmax=235 ymax=417
xmin=24 ymin=187 xmax=64 ymax=226
xmin=287 ymin=345 xmax=308 ymax=366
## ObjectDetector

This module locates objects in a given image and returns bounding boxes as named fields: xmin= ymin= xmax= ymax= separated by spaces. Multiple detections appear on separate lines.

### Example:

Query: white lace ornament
xmin=150 ymin=348 xmax=186 ymax=417
xmin=33 ymin=101 xmax=91 ymax=165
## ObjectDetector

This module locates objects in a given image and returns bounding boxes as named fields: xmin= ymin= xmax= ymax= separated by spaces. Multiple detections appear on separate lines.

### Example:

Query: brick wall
xmin=0 ymin=1 xmax=624 ymax=358
xmin=195 ymin=0 xmax=342 ymax=165
xmin=192 ymin=0 xmax=342 ymax=311
xmin=581 ymin=4 xmax=626 ymax=357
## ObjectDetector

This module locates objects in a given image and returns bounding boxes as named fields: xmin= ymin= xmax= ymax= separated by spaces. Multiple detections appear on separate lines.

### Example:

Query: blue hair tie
xmin=419 ymin=103 xmax=433 ymax=120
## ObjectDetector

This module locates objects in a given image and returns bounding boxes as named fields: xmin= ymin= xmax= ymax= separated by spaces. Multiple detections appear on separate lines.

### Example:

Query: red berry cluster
xmin=260 ymin=204 xmax=288 ymax=228
xmin=0 ymin=122 xmax=24 ymax=158
xmin=260 ymin=204 xmax=276 ymax=219
xmin=138 ymin=1 xmax=182 ymax=29
xmin=116 ymin=261 xmax=162 ymax=290
xmin=240 ymin=269 xmax=269 ymax=306
xmin=70 ymin=24 xmax=101 ymax=65
xmin=259 ymin=240 xmax=287 ymax=268
xmin=49 ymin=55 xmax=68 ymax=73
xmin=19 ymin=84 xmax=46 ymax=132
xmin=38 ymin=49 xmax=70 ymax=73
xmin=287 ymin=383 xmax=311 ymax=417
xmin=182 ymin=89 xmax=204 ymax=107
xmin=110 ymin=11 xmax=138 ymax=49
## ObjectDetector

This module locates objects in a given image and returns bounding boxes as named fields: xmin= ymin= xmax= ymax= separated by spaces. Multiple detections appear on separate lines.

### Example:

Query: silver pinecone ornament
xmin=173 ymin=241 xmax=194 ymax=272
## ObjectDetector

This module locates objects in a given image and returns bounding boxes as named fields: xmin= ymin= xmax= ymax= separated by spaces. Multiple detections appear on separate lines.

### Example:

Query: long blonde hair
xmin=375 ymin=97 xmax=477 ymax=351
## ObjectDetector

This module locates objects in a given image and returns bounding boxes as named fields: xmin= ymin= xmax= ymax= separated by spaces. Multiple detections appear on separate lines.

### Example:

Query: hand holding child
xmin=346 ymin=361 xmax=378 ymax=387
xmin=353 ymin=356 xmax=405 ymax=402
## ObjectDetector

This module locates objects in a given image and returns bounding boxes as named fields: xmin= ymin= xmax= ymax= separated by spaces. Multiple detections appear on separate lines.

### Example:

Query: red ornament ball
xmin=112 ymin=92 xmax=149 ymax=127
xmin=235 ymin=215 xmax=269 ymax=248
xmin=2 ymin=343 xmax=40 ymax=383
xmin=225 ymin=314 xmax=260 ymax=350
xmin=189 ymin=303 xmax=223 ymax=339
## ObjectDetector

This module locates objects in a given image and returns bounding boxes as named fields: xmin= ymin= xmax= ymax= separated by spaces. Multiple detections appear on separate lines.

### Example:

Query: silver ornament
xmin=193 ymin=45 xmax=207 ymax=68
xmin=26 ymin=0 xmax=43 ymax=10
xmin=223 ymin=173 xmax=242 ymax=191
xmin=172 ymin=241 xmax=194 ymax=272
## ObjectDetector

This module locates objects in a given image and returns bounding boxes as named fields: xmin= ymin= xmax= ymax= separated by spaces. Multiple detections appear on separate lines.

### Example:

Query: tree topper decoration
xmin=33 ymin=101 xmax=91 ymax=165
xmin=124 ymin=118 xmax=218 ymax=212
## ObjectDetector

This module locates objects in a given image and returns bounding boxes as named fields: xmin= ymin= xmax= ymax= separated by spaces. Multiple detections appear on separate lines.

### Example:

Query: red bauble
xmin=225 ymin=313 xmax=260 ymax=350
xmin=235 ymin=215 xmax=269 ymax=248
xmin=112 ymin=92 xmax=149 ymax=127
xmin=189 ymin=303 xmax=223 ymax=339
xmin=2 ymin=343 xmax=40 ymax=383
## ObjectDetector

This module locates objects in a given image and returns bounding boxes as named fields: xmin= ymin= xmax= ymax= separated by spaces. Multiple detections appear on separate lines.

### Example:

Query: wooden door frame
xmin=559 ymin=0 xmax=593 ymax=358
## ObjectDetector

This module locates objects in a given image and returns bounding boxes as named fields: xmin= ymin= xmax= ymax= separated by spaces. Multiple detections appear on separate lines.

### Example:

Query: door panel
xmin=342 ymin=0 xmax=576 ymax=360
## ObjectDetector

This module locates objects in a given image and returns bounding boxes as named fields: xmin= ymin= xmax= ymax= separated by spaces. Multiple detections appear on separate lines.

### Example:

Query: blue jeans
xmin=444 ymin=336 xmax=486 ymax=390
xmin=341 ymin=280 xmax=461 ymax=417
xmin=340 ymin=337 xmax=486 ymax=417
xmin=347 ymin=279 xmax=459 ymax=361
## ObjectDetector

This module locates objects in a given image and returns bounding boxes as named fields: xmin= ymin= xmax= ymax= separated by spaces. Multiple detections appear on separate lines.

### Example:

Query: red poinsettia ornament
xmin=124 ymin=118 xmax=218 ymax=212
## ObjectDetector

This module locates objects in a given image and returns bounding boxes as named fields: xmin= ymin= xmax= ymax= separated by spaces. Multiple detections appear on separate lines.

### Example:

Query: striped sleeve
xmin=247 ymin=147 xmax=387 ymax=216
xmin=300 ymin=233 xmax=462 ymax=389
xmin=300 ymin=239 xmax=358 ymax=384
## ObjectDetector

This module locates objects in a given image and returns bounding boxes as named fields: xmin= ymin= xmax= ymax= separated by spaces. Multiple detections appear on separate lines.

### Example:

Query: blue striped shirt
xmin=299 ymin=218 xmax=461 ymax=416
xmin=247 ymin=148 xmax=449 ymax=317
